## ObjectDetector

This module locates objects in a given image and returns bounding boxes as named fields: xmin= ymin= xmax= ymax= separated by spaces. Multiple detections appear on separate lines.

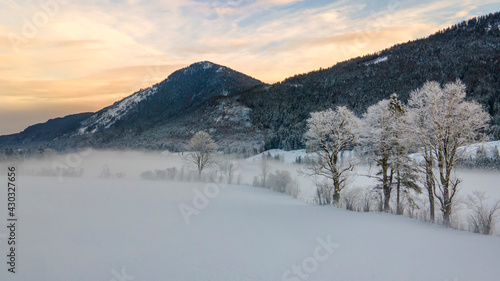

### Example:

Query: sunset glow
xmin=1 ymin=0 xmax=499 ymax=134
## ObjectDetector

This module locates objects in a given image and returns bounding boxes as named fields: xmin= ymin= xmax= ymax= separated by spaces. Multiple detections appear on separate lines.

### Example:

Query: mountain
xmin=0 ymin=61 xmax=263 ymax=150
xmin=152 ymin=12 xmax=500 ymax=152
xmin=0 ymin=113 xmax=93 ymax=147
xmin=1 ymin=13 xmax=500 ymax=153
xmin=77 ymin=61 xmax=263 ymax=134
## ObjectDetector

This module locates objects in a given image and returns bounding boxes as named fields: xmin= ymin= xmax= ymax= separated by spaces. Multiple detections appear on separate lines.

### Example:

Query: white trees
xmin=408 ymin=80 xmax=490 ymax=226
xmin=361 ymin=99 xmax=394 ymax=212
xmin=184 ymin=131 xmax=219 ymax=177
xmin=361 ymin=94 xmax=420 ymax=213
xmin=304 ymin=106 xmax=360 ymax=206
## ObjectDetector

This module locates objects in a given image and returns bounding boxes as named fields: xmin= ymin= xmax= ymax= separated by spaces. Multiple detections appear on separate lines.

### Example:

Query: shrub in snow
xmin=267 ymin=170 xmax=292 ymax=193
xmin=466 ymin=191 xmax=500 ymax=235
xmin=341 ymin=187 xmax=363 ymax=211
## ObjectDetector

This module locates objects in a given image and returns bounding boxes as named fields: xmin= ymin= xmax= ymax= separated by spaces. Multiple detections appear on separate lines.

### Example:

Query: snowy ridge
xmin=183 ymin=61 xmax=215 ymax=74
xmin=248 ymin=140 xmax=500 ymax=165
xmin=364 ymin=55 xmax=388 ymax=66
xmin=202 ymin=61 xmax=213 ymax=69
xmin=458 ymin=140 xmax=500 ymax=158
xmin=77 ymin=86 xmax=158 ymax=134
xmin=410 ymin=140 xmax=500 ymax=164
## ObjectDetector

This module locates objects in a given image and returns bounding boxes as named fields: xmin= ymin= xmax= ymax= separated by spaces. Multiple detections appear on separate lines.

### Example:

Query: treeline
xmin=302 ymin=79 xmax=499 ymax=234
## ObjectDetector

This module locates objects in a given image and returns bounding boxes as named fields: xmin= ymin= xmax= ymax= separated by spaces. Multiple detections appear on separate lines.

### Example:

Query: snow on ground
xmin=246 ymin=149 xmax=308 ymax=164
xmin=0 ymin=150 xmax=499 ymax=281
xmin=1 ymin=176 xmax=500 ymax=281
xmin=459 ymin=140 xmax=500 ymax=159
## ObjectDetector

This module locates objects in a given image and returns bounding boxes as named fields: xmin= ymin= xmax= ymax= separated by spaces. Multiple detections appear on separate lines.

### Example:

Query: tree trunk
xmin=333 ymin=178 xmax=341 ymax=206
xmin=442 ymin=177 xmax=451 ymax=227
xmin=439 ymin=157 xmax=451 ymax=227
xmin=443 ymin=202 xmax=451 ymax=227
xmin=382 ymin=160 xmax=391 ymax=213
xmin=332 ymin=191 xmax=340 ymax=206
xmin=427 ymin=182 xmax=435 ymax=222
xmin=383 ymin=190 xmax=391 ymax=213
xmin=425 ymin=155 xmax=435 ymax=223
xmin=396 ymin=171 xmax=402 ymax=215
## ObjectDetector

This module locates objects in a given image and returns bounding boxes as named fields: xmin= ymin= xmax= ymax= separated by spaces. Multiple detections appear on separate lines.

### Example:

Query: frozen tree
xmin=407 ymin=82 xmax=441 ymax=222
xmin=360 ymin=99 xmax=396 ymax=212
xmin=408 ymin=80 xmax=490 ymax=227
xmin=184 ymin=131 xmax=219 ymax=177
xmin=360 ymin=94 xmax=419 ymax=213
xmin=304 ymin=106 xmax=360 ymax=206
xmin=388 ymin=95 xmax=421 ymax=215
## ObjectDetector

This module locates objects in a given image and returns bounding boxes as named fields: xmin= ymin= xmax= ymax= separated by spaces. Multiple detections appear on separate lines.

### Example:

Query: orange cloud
xmin=0 ymin=0 xmax=498 ymax=135
xmin=0 ymin=64 xmax=184 ymax=134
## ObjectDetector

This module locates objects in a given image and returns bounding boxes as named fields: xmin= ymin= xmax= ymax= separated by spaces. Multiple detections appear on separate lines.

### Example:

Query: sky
xmin=0 ymin=0 xmax=499 ymax=135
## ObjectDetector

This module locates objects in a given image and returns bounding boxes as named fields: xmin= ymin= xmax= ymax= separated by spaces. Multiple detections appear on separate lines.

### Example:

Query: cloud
xmin=453 ymin=6 xmax=478 ymax=19
xmin=0 ymin=63 xmax=185 ymax=134
xmin=1 ymin=0 xmax=499 ymax=134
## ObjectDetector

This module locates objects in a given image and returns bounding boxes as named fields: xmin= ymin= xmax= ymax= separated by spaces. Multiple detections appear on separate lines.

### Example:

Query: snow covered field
xmin=0 ymin=150 xmax=499 ymax=281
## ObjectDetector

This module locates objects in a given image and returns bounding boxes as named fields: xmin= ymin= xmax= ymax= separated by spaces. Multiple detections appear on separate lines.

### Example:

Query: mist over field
xmin=0 ymin=148 xmax=499 ymax=280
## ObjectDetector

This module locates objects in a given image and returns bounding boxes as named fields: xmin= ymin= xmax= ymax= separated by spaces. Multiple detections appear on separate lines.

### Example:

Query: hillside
xmin=236 ymin=12 xmax=500 ymax=150
xmin=1 ymin=13 xmax=500 ymax=152
xmin=77 ymin=61 xmax=263 ymax=135
xmin=0 ymin=62 xmax=263 ymax=150
xmin=0 ymin=113 xmax=93 ymax=146
xmin=142 ymin=12 xmax=500 ymax=152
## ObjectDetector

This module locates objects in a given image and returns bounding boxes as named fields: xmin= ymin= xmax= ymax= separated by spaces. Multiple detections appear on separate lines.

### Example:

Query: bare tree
xmin=408 ymin=80 xmax=490 ymax=227
xmin=466 ymin=191 xmax=500 ymax=235
xmin=314 ymin=179 xmax=334 ymax=205
xmin=304 ymin=106 xmax=360 ymax=206
xmin=217 ymin=161 xmax=235 ymax=184
xmin=184 ymin=131 xmax=219 ymax=178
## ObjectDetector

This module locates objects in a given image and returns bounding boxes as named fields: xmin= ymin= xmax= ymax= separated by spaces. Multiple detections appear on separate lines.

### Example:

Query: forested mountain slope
xmin=236 ymin=12 xmax=500 ymax=150
xmin=1 ymin=13 xmax=499 ymax=152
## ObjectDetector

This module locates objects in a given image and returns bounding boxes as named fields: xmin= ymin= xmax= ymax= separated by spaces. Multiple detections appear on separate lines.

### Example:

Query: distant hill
xmin=0 ymin=61 xmax=263 ymax=150
xmin=77 ymin=61 xmax=263 ymax=135
xmin=236 ymin=12 xmax=500 ymax=150
xmin=1 ymin=12 xmax=499 ymax=153
xmin=0 ymin=113 xmax=93 ymax=147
